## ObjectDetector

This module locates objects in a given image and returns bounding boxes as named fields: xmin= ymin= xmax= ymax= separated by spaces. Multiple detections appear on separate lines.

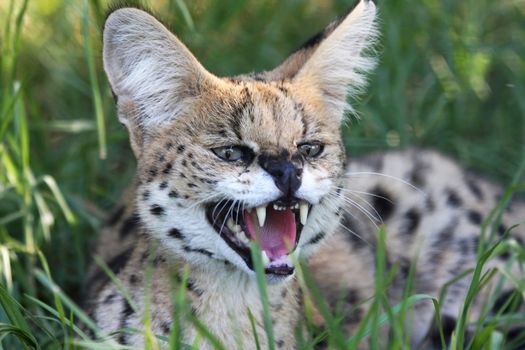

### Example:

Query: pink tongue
xmin=244 ymin=207 xmax=296 ymax=260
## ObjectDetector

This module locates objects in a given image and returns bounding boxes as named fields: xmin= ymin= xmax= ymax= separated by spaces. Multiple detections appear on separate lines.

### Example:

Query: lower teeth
xmin=237 ymin=231 xmax=250 ymax=244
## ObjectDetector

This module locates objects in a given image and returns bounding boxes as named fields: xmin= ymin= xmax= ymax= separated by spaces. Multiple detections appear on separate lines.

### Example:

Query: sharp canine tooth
xmin=299 ymin=201 xmax=309 ymax=225
xmin=233 ymin=224 xmax=242 ymax=233
xmin=261 ymin=251 xmax=270 ymax=265
xmin=256 ymin=206 xmax=266 ymax=227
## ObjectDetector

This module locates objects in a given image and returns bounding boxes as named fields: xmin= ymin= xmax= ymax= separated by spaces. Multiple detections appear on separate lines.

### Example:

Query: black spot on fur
xmin=409 ymin=159 xmax=427 ymax=187
xmin=83 ymin=248 xmax=133 ymax=293
xmin=397 ymin=257 xmax=411 ymax=280
xmin=177 ymin=144 xmax=185 ymax=154
xmin=118 ymin=299 xmax=134 ymax=344
xmin=467 ymin=210 xmax=482 ymax=225
xmin=191 ymin=161 xmax=203 ymax=171
xmin=187 ymin=182 xmax=197 ymax=188
xmin=492 ymin=290 xmax=520 ymax=313
xmin=466 ymin=178 xmax=484 ymax=200
xmin=500 ymin=250 xmax=511 ymax=260
xmin=108 ymin=249 xmax=133 ymax=275
xmin=506 ymin=327 xmax=525 ymax=348
xmin=104 ymin=292 xmax=117 ymax=304
xmin=163 ymin=163 xmax=173 ymax=174
xmin=168 ymin=228 xmax=184 ymax=240
xmin=428 ymin=315 xmax=457 ymax=348
xmin=150 ymin=204 xmax=164 ymax=216
xmin=401 ymin=208 xmax=420 ymax=235
xmin=168 ymin=190 xmax=179 ymax=198
xmin=142 ymin=190 xmax=150 ymax=200
xmin=183 ymin=245 xmax=213 ymax=257
xmin=187 ymin=279 xmax=204 ymax=297
xmin=161 ymin=322 xmax=171 ymax=335
xmin=148 ymin=168 xmax=158 ymax=177
xmin=445 ymin=188 xmax=463 ymax=207
xmin=182 ymin=159 xmax=187 ymax=167
xmin=497 ymin=224 xmax=508 ymax=236
xmin=159 ymin=181 xmax=168 ymax=190
xmin=119 ymin=213 xmax=141 ymax=238
xmin=108 ymin=206 xmax=125 ymax=226
xmin=345 ymin=289 xmax=359 ymax=305
xmin=165 ymin=142 xmax=173 ymax=150
xmin=370 ymin=186 xmax=394 ymax=221
xmin=276 ymin=339 xmax=285 ymax=348
xmin=306 ymin=232 xmax=326 ymax=246
xmin=129 ymin=274 xmax=138 ymax=285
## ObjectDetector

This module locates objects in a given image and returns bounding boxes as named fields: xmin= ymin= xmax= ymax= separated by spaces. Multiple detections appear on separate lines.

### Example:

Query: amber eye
xmin=298 ymin=142 xmax=324 ymax=158
xmin=212 ymin=146 xmax=247 ymax=162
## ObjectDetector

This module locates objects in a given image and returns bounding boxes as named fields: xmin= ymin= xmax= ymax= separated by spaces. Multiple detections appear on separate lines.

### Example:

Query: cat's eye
xmin=212 ymin=146 xmax=248 ymax=162
xmin=298 ymin=142 xmax=324 ymax=158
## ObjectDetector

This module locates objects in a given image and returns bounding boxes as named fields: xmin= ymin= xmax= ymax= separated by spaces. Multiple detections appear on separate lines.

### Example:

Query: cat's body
xmin=85 ymin=1 xmax=524 ymax=348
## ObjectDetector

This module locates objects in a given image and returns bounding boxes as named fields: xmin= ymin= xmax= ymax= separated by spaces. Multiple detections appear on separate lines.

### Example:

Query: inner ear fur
xmin=103 ymin=7 xmax=220 ymax=152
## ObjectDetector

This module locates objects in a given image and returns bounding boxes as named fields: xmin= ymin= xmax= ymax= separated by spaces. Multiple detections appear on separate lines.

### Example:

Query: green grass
xmin=0 ymin=0 xmax=524 ymax=349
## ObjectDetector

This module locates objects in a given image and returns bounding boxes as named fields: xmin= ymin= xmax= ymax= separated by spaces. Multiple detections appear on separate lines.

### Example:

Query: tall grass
xmin=0 ymin=0 xmax=524 ymax=349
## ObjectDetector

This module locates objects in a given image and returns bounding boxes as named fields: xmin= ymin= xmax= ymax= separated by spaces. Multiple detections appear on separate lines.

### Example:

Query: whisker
xmin=333 ymin=189 xmax=384 ymax=225
xmin=337 ymin=220 xmax=373 ymax=248
xmin=344 ymin=171 xmax=425 ymax=194
xmin=235 ymin=200 xmax=242 ymax=225
xmin=212 ymin=199 xmax=230 ymax=226
xmin=332 ymin=193 xmax=381 ymax=227
xmin=219 ymin=200 xmax=237 ymax=236
xmin=187 ymin=192 xmax=222 ymax=209
xmin=333 ymin=186 xmax=394 ymax=203
xmin=322 ymin=196 xmax=374 ymax=248
xmin=326 ymin=193 xmax=379 ymax=231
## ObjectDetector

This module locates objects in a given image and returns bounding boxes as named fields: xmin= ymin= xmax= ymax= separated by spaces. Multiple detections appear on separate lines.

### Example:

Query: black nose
xmin=259 ymin=154 xmax=302 ymax=197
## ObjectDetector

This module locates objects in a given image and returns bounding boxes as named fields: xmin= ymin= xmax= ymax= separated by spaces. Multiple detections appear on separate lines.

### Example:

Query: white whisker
xmin=331 ymin=193 xmax=381 ymax=228
xmin=334 ymin=186 xmax=394 ymax=203
xmin=333 ymin=189 xmax=384 ymax=225
xmin=344 ymin=171 xmax=426 ymax=194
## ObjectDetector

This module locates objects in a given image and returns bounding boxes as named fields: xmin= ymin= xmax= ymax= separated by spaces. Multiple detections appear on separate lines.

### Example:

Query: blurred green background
xmin=0 ymin=0 xmax=524 ymax=347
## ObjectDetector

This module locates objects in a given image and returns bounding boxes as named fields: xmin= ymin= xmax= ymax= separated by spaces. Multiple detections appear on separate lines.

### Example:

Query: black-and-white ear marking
xmin=293 ymin=0 xmax=378 ymax=119
xmin=103 ymin=8 xmax=216 ymax=128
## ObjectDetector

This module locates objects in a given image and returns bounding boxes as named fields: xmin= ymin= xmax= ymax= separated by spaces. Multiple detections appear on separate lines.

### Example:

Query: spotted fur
xmin=85 ymin=1 xmax=524 ymax=349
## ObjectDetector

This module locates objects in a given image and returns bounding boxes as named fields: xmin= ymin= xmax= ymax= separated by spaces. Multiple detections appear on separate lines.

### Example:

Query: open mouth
xmin=205 ymin=198 xmax=311 ymax=276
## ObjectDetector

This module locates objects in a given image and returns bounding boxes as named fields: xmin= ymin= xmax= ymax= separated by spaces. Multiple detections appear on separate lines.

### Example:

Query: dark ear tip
xmin=104 ymin=1 xmax=152 ymax=24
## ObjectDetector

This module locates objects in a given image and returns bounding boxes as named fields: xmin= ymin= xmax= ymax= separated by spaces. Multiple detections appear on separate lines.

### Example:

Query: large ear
xmin=103 ymin=7 xmax=216 ymax=155
xmin=289 ymin=0 xmax=378 ymax=119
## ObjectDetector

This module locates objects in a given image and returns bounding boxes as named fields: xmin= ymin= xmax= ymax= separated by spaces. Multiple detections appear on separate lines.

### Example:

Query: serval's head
xmin=103 ymin=0 xmax=377 ymax=281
